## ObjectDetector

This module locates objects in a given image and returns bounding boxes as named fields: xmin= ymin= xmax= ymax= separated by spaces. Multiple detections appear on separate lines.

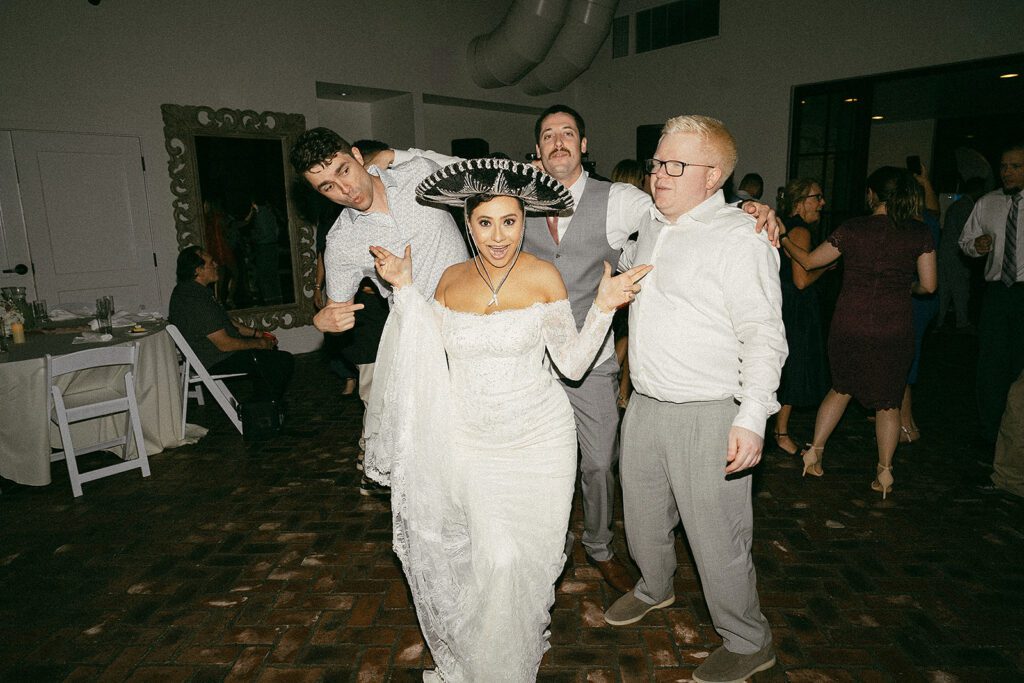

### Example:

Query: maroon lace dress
xmin=826 ymin=215 xmax=935 ymax=409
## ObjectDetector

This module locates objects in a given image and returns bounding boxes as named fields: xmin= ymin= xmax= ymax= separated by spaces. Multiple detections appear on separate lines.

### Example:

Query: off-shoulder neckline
xmin=434 ymin=298 xmax=569 ymax=318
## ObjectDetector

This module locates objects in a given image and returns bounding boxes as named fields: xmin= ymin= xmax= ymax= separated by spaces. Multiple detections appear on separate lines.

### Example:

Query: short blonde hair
xmin=661 ymin=115 xmax=738 ymax=185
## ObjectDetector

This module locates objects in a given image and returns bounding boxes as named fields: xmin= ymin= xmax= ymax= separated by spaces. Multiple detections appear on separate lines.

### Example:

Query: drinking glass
xmin=32 ymin=300 xmax=49 ymax=324
xmin=95 ymin=298 xmax=112 ymax=334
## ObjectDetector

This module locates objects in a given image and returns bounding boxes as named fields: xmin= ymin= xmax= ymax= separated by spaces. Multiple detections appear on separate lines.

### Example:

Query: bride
xmin=363 ymin=158 xmax=651 ymax=681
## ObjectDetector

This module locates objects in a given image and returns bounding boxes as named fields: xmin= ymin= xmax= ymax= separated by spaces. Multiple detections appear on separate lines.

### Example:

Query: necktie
xmin=1002 ymin=194 xmax=1020 ymax=287
xmin=546 ymin=214 xmax=560 ymax=245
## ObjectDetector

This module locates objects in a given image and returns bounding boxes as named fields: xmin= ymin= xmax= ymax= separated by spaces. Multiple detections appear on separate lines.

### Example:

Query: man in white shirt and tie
xmin=959 ymin=142 xmax=1024 ymax=444
xmin=606 ymin=115 xmax=786 ymax=683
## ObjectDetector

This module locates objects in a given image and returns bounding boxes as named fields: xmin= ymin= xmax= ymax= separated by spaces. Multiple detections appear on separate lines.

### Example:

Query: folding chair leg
xmin=180 ymin=362 xmax=189 ymax=440
xmin=53 ymin=396 xmax=84 ymax=498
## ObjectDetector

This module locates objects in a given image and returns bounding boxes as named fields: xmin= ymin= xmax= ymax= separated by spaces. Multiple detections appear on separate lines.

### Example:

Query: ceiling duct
xmin=520 ymin=0 xmax=619 ymax=95
xmin=467 ymin=0 xmax=571 ymax=89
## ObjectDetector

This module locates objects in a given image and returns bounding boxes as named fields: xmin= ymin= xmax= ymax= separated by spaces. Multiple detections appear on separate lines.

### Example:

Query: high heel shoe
xmin=773 ymin=431 xmax=798 ymax=455
xmin=871 ymin=464 xmax=894 ymax=499
xmin=800 ymin=444 xmax=824 ymax=477
xmin=898 ymin=425 xmax=920 ymax=444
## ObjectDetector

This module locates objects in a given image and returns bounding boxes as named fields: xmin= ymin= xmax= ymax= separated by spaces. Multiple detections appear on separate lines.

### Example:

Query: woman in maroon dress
xmin=780 ymin=167 xmax=937 ymax=498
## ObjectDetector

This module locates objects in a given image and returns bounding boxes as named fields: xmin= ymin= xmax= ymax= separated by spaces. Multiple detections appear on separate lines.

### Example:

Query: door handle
xmin=2 ymin=263 xmax=29 ymax=275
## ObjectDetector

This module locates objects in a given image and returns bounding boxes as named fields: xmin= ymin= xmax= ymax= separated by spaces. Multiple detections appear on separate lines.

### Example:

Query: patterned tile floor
xmin=1 ymin=329 xmax=1022 ymax=682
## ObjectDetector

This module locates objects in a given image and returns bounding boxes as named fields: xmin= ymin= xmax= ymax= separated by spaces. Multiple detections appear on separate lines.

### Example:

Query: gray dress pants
xmin=560 ymin=354 xmax=620 ymax=561
xmin=621 ymin=393 xmax=771 ymax=654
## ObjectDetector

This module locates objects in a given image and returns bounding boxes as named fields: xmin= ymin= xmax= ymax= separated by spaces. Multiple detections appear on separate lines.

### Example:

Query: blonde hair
xmin=661 ymin=115 xmax=738 ymax=185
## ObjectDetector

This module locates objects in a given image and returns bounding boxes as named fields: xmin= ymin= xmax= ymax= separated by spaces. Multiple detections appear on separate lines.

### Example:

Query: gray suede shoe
xmin=603 ymin=591 xmax=675 ymax=626
xmin=692 ymin=643 xmax=776 ymax=683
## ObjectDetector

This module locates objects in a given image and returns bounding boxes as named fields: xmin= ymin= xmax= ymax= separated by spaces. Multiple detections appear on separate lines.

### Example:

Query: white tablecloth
xmin=0 ymin=327 xmax=189 ymax=486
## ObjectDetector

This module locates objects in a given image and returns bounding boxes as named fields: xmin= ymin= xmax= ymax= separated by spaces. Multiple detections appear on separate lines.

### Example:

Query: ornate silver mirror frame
xmin=161 ymin=104 xmax=314 ymax=329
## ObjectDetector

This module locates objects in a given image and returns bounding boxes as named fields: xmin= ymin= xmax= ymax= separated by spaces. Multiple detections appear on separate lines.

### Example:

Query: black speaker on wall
xmin=452 ymin=138 xmax=490 ymax=159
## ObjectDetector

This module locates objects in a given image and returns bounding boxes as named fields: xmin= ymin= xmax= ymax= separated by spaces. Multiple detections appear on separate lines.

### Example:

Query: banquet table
xmin=0 ymin=321 xmax=191 ymax=486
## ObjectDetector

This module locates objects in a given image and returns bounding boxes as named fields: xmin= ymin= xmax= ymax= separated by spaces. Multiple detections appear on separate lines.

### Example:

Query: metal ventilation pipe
xmin=467 ymin=0 xmax=571 ymax=89
xmin=520 ymin=0 xmax=619 ymax=95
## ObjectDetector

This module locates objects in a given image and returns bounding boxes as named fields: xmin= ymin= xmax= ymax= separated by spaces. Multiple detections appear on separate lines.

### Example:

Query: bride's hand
xmin=369 ymin=244 xmax=413 ymax=289
xmin=595 ymin=261 xmax=653 ymax=313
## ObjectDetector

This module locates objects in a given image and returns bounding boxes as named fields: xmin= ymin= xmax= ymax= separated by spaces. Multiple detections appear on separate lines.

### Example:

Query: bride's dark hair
xmin=465 ymin=194 xmax=525 ymax=220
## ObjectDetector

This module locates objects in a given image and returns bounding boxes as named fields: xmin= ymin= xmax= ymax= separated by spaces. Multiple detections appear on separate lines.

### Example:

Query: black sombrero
xmin=415 ymin=158 xmax=573 ymax=213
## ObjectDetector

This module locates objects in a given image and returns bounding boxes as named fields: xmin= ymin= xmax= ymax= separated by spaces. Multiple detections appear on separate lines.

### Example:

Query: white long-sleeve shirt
xmin=620 ymin=190 xmax=787 ymax=435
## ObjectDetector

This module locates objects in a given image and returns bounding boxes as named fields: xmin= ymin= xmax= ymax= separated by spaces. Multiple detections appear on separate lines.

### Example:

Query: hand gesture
xmin=361 ymin=148 xmax=394 ymax=170
xmin=595 ymin=261 xmax=653 ymax=313
xmin=369 ymin=244 xmax=413 ymax=289
xmin=313 ymin=298 xmax=365 ymax=333
xmin=742 ymin=201 xmax=782 ymax=247
xmin=725 ymin=426 xmax=764 ymax=474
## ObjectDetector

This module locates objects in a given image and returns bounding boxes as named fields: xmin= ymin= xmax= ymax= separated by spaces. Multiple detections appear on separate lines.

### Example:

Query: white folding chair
xmin=166 ymin=324 xmax=244 ymax=436
xmin=45 ymin=343 xmax=151 ymax=497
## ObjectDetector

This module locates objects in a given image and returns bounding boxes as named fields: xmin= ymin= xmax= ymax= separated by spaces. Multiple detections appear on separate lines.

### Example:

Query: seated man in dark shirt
xmin=169 ymin=246 xmax=294 ymax=402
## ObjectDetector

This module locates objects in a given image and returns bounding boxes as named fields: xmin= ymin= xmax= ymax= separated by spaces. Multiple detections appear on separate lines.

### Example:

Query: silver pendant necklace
xmin=470 ymin=236 xmax=523 ymax=307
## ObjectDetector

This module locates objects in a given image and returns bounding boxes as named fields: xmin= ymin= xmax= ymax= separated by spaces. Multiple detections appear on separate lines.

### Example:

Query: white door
xmin=10 ymin=131 xmax=161 ymax=313
xmin=0 ymin=132 xmax=36 ymax=299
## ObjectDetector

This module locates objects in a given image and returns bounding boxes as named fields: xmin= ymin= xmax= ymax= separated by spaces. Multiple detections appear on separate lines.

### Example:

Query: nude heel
xmin=871 ymin=464 xmax=894 ymax=499
xmin=800 ymin=444 xmax=824 ymax=477
xmin=898 ymin=425 xmax=920 ymax=444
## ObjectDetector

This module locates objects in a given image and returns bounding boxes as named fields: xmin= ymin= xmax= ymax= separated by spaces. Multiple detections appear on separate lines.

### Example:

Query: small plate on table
xmin=128 ymin=326 xmax=148 ymax=336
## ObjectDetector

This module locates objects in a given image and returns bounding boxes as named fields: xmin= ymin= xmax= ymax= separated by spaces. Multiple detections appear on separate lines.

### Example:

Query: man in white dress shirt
xmin=606 ymin=116 xmax=786 ymax=683
xmin=290 ymin=128 xmax=468 ymax=494
xmin=289 ymin=128 xmax=468 ymax=333
xmin=958 ymin=142 xmax=1024 ymax=444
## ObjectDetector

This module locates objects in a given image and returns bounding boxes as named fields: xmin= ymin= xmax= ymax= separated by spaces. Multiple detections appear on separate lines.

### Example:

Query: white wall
xmin=575 ymin=1 xmax=1024 ymax=196
xmin=423 ymin=105 xmax=538 ymax=161
xmin=316 ymin=100 xmax=373 ymax=144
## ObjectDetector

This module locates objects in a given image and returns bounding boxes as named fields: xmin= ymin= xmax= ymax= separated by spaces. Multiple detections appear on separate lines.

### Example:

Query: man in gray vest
xmin=524 ymin=105 xmax=650 ymax=593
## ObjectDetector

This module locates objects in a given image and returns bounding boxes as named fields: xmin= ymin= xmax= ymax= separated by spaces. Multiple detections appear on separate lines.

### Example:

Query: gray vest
xmin=524 ymin=177 xmax=617 ymax=329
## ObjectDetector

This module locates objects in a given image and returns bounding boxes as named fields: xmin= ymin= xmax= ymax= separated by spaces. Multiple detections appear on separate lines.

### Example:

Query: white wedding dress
xmin=365 ymin=285 xmax=613 ymax=682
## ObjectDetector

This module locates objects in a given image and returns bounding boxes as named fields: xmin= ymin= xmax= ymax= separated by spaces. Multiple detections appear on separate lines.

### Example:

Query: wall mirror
xmin=161 ymin=104 xmax=314 ymax=329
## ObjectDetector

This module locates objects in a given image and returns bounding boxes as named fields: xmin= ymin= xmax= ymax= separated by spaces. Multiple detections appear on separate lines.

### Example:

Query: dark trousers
xmin=210 ymin=349 xmax=294 ymax=402
xmin=977 ymin=282 xmax=1024 ymax=442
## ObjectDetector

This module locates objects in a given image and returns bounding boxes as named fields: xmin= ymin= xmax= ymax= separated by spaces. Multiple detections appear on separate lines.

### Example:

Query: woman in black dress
xmin=773 ymin=179 xmax=830 ymax=456
xmin=780 ymin=167 xmax=937 ymax=498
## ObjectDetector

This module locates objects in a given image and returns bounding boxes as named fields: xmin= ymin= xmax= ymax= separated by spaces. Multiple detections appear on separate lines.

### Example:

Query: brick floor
xmin=1 ymin=329 xmax=1022 ymax=681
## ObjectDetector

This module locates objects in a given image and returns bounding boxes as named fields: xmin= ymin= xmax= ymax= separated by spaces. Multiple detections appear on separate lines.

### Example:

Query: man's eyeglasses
xmin=644 ymin=158 xmax=715 ymax=177
xmin=800 ymin=193 xmax=825 ymax=202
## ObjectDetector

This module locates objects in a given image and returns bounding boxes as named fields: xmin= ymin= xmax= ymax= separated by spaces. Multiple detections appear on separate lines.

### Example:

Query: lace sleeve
xmin=363 ymin=284 xmax=447 ymax=485
xmin=541 ymin=299 xmax=615 ymax=381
